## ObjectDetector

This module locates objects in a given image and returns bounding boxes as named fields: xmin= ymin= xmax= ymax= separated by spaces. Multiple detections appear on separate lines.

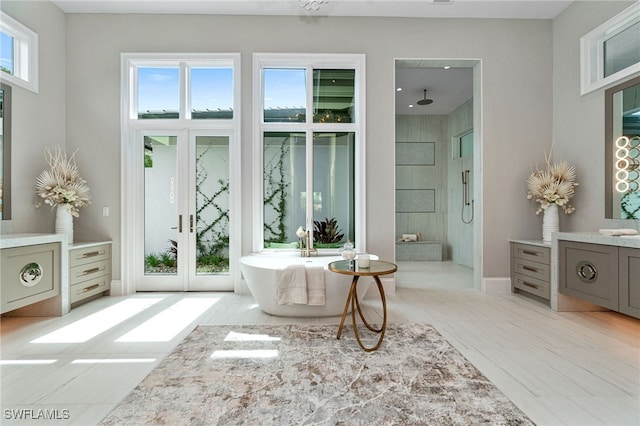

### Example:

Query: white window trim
xmin=120 ymin=52 xmax=241 ymax=294
xmin=0 ymin=11 xmax=38 ymax=93
xmin=252 ymin=53 xmax=366 ymax=253
xmin=580 ymin=2 xmax=640 ymax=95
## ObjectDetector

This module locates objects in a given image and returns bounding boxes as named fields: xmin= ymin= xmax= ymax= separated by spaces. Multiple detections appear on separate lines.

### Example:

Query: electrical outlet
xmin=102 ymin=206 xmax=109 ymax=217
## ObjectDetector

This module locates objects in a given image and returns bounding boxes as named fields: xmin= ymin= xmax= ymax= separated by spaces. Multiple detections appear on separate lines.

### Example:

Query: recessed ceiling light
xmin=396 ymin=87 xmax=403 ymax=91
xmin=408 ymin=104 xmax=414 ymax=108
xmin=444 ymin=66 xmax=451 ymax=69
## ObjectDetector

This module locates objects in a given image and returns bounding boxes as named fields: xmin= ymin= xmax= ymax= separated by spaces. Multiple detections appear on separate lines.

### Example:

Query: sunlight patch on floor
xmin=31 ymin=298 xmax=165 ymax=344
xmin=115 ymin=298 xmax=219 ymax=343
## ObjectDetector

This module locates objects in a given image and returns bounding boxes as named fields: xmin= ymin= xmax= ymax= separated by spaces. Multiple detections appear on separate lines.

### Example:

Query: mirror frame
xmin=605 ymin=74 xmax=640 ymax=219
xmin=1 ymin=82 xmax=11 ymax=221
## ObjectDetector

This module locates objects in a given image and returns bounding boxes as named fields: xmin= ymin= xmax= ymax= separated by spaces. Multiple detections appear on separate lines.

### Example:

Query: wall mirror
xmin=605 ymin=74 xmax=640 ymax=219
xmin=0 ymin=82 xmax=11 ymax=220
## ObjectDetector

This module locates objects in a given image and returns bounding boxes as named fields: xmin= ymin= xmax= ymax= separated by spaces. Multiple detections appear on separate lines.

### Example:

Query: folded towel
xmin=598 ymin=228 xmax=639 ymax=236
xmin=306 ymin=266 xmax=326 ymax=306
xmin=276 ymin=265 xmax=307 ymax=305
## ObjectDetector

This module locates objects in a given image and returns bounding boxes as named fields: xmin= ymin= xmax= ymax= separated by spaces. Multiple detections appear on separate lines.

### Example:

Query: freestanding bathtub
xmin=240 ymin=253 xmax=374 ymax=317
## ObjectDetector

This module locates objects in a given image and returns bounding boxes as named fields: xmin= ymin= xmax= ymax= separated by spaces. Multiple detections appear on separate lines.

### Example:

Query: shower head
xmin=417 ymin=89 xmax=434 ymax=106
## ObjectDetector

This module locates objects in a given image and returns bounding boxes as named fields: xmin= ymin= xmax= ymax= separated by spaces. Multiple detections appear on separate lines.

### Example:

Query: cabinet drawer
xmin=70 ymin=244 xmax=110 ymax=268
xmin=512 ymin=243 xmax=550 ymax=265
xmin=512 ymin=273 xmax=550 ymax=299
xmin=70 ymin=259 xmax=110 ymax=285
xmin=513 ymin=258 xmax=549 ymax=282
xmin=70 ymin=275 xmax=110 ymax=304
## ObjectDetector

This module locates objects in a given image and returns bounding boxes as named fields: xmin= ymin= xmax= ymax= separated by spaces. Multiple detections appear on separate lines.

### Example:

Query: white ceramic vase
xmin=55 ymin=204 xmax=74 ymax=244
xmin=542 ymin=203 xmax=559 ymax=244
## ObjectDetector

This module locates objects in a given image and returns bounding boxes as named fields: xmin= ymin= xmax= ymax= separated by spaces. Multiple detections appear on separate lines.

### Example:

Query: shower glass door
xmin=138 ymin=130 xmax=232 ymax=291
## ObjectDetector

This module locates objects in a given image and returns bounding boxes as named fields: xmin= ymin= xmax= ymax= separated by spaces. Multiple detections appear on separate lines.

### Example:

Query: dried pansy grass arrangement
xmin=527 ymin=150 xmax=578 ymax=215
xmin=35 ymin=145 xmax=91 ymax=217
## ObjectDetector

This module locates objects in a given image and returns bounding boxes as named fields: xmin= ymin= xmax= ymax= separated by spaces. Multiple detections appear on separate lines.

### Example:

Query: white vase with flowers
xmin=35 ymin=146 xmax=91 ymax=243
xmin=526 ymin=150 xmax=578 ymax=244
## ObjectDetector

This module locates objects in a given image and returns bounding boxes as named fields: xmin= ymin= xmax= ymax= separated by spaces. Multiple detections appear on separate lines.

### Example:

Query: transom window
xmin=253 ymin=54 xmax=366 ymax=252
xmin=129 ymin=58 xmax=235 ymax=121
xmin=0 ymin=11 xmax=38 ymax=93
xmin=581 ymin=2 xmax=640 ymax=95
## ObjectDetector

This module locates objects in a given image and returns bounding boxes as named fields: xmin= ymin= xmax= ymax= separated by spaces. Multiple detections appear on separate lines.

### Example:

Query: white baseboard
xmin=483 ymin=277 xmax=511 ymax=294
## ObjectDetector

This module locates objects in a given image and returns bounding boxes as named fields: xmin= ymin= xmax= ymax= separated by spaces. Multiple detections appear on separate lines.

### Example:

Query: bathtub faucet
xmin=300 ymin=230 xmax=317 ymax=257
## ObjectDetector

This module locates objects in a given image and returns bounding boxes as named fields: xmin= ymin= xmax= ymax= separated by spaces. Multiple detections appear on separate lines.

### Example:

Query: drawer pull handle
xmin=522 ymin=265 xmax=539 ymax=273
xmin=82 ymin=267 xmax=101 ymax=275
xmin=522 ymin=250 xmax=539 ymax=256
xmin=522 ymin=281 xmax=539 ymax=289
xmin=82 ymin=283 xmax=101 ymax=293
xmin=81 ymin=251 xmax=102 ymax=258
xmin=576 ymin=261 xmax=597 ymax=283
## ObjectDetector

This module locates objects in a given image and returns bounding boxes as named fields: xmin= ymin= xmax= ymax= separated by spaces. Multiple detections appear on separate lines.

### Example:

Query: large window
xmin=254 ymin=54 xmax=365 ymax=252
xmin=0 ymin=11 xmax=38 ymax=93
xmin=581 ymin=2 xmax=640 ymax=95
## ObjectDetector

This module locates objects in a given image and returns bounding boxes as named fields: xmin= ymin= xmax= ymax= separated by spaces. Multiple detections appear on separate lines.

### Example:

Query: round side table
xmin=328 ymin=259 xmax=397 ymax=352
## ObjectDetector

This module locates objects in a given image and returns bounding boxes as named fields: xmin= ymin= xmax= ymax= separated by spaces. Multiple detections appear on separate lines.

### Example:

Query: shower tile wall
xmin=447 ymin=99 xmax=474 ymax=268
xmin=395 ymin=115 xmax=448 ymax=257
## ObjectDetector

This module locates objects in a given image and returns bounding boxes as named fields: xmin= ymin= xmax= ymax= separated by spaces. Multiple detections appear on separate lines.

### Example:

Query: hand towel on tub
xmin=276 ymin=264 xmax=307 ymax=305
xmin=306 ymin=266 xmax=326 ymax=306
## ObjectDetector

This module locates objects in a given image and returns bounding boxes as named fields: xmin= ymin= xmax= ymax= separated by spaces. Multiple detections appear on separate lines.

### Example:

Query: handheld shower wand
xmin=461 ymin=169 xmax=474 ymax=224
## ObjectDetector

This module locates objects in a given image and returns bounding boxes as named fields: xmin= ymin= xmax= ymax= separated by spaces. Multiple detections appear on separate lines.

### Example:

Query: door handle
xmin=171 ymin=215 xmax=183 ymax=232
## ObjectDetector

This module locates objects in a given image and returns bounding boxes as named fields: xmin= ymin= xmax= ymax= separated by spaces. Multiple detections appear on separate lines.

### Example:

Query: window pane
xmin=195 ymin=136 xmax=230 ymax=274
xmin=190 ymin=68 xmax=233 ymax=119
xmin=0 ymin=31 xmax=14 ymax=75
xmin=144 ymin=136 xmax=178 ymax=275
xmin=313 ymin=69 xmax=355 ymax=123
xmin=263 ymin=132 xmax=306 ymax=247
xmin=137 ymin=67 xmax=180 ymax=119
xmin=460 ymin=131 xmax=473 ymax=158
xmin=263 ymin=69 xmax=306 ymax=123
xmin=604 ymin=21 xmax=640 ymax=78
xmin=312 ymin=132 xmax=355 ymax=247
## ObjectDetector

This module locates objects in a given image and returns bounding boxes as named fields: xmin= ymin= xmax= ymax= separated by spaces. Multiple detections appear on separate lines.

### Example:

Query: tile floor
xmin=1 ymin=261 xmax=638 ymax=425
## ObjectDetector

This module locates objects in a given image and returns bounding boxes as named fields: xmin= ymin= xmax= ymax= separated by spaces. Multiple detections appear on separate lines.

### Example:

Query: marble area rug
xmin=100 ymin=323 xmax=534 ymax=425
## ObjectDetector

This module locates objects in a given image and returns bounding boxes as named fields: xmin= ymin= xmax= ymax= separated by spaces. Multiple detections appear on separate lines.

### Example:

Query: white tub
xmin=240 ymin=253 xmax=374 ymax=317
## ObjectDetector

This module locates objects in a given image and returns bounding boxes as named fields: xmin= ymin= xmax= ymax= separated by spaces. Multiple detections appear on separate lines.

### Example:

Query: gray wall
xmin=0 ymin=1 xmax=66 ymax=234
xmin=552 ymin=0 xmax=639 ymax=233
xmin=6 ymin=1 xmax=628 ymax=285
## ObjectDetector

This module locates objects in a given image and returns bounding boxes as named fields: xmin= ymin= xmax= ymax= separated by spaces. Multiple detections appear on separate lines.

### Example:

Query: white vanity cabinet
xmin=69 ymin=241 xmax=112 ymax=307
xmin=0 ymin=233 xmax=67 ymax=316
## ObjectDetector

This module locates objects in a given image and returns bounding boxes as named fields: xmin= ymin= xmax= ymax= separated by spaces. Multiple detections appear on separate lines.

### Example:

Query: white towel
xmin=276 ymin=265 xmax=307 ymax=305
xmin=599 ymin=228 xmax=639 ymax=236
xmin=306 ymin=266 xmax=326 ymax=306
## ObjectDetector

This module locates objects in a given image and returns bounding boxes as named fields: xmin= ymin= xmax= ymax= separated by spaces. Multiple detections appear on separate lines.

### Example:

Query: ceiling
xmin=51 ymin=0 xmax=573 ymax=19
xmin=51 ymin=0 xmax=572 ymax=116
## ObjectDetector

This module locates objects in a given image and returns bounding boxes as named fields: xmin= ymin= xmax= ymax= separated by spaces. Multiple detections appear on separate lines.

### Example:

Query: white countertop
xmin=554 ymin=231 xmax=640 ymax=248
xmin=0 ymin=233 xmax=66 ymax=249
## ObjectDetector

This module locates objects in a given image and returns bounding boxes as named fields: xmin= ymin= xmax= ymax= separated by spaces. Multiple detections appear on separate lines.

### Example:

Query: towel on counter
xmin=276 ymin=265 xmax=307 ymax=305
xmin=305 ymin=266 xmax=326 ymax=306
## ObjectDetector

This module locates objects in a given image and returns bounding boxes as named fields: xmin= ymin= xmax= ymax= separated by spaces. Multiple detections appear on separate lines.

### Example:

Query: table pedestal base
xmin=336 ymin=275 xmax=387 ymax=352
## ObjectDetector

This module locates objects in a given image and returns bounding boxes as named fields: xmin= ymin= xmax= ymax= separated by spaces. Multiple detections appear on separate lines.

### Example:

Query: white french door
xmin=135 ymin=129 xmax=233 ymax=291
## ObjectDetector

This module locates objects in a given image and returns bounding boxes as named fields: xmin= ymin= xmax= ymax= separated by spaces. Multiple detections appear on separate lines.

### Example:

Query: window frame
xmin=120 ymin=52 xmax=242 ymax=293
xmin=252 ymin=53 xmax=366 ymax=253
xmin=580 ymin=2 xmax=640 ymax=95
xmin=0 ymin=11 xmax=38 ymax=93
